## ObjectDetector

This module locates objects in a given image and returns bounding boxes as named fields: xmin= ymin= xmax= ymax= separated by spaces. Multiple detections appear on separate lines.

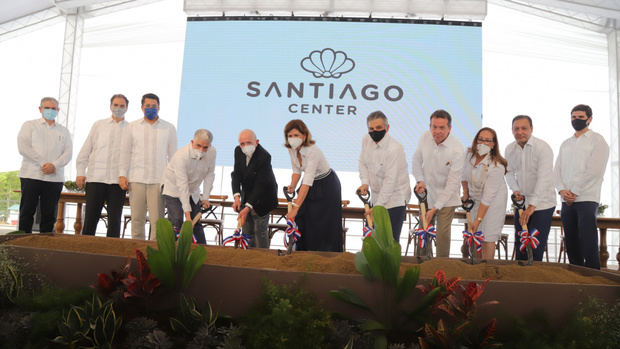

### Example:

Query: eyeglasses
xmin=477 ymin=138 xmax=494 ymax=143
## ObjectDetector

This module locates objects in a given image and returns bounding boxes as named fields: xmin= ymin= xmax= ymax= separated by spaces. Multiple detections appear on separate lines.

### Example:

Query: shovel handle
xmin=511 ymin=194 xmax=526 ymax=210
xmin=461 ymin=199 xmax=474 ymax=212
xmin=414 ymin=188 xmax=427 ymax=203
xmin=356 ymin=188 xmax=370 ymax=205
xmin=283 ymin=186 xmax=295 ymax=202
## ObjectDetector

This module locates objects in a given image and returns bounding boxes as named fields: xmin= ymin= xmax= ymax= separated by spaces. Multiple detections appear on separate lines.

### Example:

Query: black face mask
xmin=369 ymin=129 xmax=386 ymax=142
xmin=571 ymin=118 xmax=589 ymax=131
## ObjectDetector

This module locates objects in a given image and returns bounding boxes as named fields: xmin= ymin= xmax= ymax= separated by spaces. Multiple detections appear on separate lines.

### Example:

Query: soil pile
xmin=4 ymin=234 xmax=618 ymax=285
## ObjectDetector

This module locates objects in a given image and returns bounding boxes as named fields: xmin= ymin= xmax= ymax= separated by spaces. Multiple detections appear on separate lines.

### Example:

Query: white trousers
xmin=129 ymin=182 xmax=164 ymax=240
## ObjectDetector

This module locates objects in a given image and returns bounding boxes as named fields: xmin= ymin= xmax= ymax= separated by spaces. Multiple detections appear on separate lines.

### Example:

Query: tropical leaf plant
xmin=147 ymin=219 xmax=207 ymax=290
xmin=122 ymin=249 xmax=161 ymax=298
xmin=330 ymin=206 xmax=442 ymax=349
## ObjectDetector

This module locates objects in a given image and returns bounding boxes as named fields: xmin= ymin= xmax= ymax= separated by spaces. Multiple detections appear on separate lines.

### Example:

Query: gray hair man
xmin=358 ymin=110 xmax=411 ymax=241
xmin=162 ymin=129 xmax=216 ymax=244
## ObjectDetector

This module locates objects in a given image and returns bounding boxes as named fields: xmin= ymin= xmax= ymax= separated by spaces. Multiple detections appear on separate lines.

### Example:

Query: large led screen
xmin=177 ymin=18 xmax=482 ymax=170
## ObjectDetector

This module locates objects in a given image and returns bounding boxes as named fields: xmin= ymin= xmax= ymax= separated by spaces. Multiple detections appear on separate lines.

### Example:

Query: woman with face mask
xmin=461 ymin=127 xmax=508 ymax=260
xmin=283 ymin=119 xmax=343 ymax=252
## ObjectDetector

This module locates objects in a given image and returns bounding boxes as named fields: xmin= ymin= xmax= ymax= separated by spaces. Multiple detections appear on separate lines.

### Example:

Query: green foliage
xmin=52 ymin=293 xmax=122 ymax=349
xmin=187 ymin=323 xmax=245 ymax=349
xmin=498 ymin=297 xmax=620 ymax=349
xmin=121 ymin=317 xmax=173 ymax=349
xmin=330 ymin=206 xmax=441 ymax=349
xmin=0 ymin=246 xmax=24 ymax=308
xmin=169 ymin=294 xmax=217 ymax=335
xmin=147 ymin=219 xmax=207 ymax=290
xmin=241 ymin=280 xmax=332 ymax=349
xmin=63 ymin=180 xmax=84 ymax=192
xmin=0 ymin=171 xmax=20 ymax=222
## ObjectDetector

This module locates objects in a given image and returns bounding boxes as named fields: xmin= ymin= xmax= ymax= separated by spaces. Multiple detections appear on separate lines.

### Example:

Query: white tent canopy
xmin=1 ymin=0 xmax=619 ymax=219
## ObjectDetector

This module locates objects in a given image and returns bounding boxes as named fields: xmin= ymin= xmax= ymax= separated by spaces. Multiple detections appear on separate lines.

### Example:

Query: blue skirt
xmin=296 ymin=170 xmax=343 ymax=252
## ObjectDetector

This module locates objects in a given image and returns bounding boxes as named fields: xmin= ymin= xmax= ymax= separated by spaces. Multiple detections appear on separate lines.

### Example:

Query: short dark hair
xmin=571 ymin=104 xmax=592 ymax=118
xmin=110 ymin=94 xmax=128 ymax=106
xmin=430 ymin=109 xmax=452 ymax=126
xmin=284 ymin=119 xmax=316 ymax=148
xmin=512 ymin=115 xmax=532 ymax=127
xmin=141 ymin=93 xmax=160 ymax=106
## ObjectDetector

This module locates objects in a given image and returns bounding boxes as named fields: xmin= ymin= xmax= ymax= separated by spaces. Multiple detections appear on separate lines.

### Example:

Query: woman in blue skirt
xmin=284 ymin=119 xmax=343 ymax=252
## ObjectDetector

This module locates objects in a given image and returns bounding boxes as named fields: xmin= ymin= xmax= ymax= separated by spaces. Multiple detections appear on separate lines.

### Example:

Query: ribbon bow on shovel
xmin=415 ymin=225 xmax=436 ymax=249
xmin=519 ymin=229 xmax=540 ymax=253
xmin=414 ymin=188 xmax=433 ymax=260
xmin=461 ymin=198 xmax=482 ymax=264
xmin=462 ymin=230 xmax=485 ymax=253
xmin=356 ymin=188 xmax=374 ymax=239
xmin=283 ymin=217 xmax=301 ymax=248
xmin=223 ymin=220 xmax=251 ymax=250
xmin=512 ymin=194 xmax=535 ymax=266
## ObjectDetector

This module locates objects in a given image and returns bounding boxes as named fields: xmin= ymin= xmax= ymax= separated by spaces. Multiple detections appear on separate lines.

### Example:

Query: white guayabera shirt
xmin=76 ymin=117 xmax=128 ymax=184
xmin=18 ymin=118 xmax=72 ymax=183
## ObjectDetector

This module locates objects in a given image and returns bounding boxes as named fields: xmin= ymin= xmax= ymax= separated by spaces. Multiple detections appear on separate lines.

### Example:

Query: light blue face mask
xmin=144 ymin=107 xmax=158 ymax=120
xmin=42 ymin=108 xmax=57 ymax=120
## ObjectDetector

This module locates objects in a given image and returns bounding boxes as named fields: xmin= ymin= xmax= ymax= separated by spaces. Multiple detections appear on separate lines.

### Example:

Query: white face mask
xmin=477 ymin=143 xmax=491 ymax=156
xmin=241 ymin=144 xmax=256 ymax=157
xmin=111 ymin=107 xmax=127 ymax=119
xmin=191 ymin=147 xmax=204 ymax=159
xmin=288 ymin=137 xmax=303 ymax=149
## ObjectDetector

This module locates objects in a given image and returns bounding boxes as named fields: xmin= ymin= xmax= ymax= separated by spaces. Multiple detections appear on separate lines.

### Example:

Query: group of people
xmin=17 ymin=94 xmax=609 ymax=270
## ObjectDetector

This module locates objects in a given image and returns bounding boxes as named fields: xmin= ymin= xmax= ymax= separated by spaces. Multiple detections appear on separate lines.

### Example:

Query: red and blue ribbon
xmin=362 ymin=220 xmax=373 ymax=239
xmin=223 ymin=227 xmax=250 ymax=249
xmin=283 ymin=218 xmax=301 ymax=247
xmin=415 ymin=224 xmax=437 ymax=248
xmin=174 ymin=226 xmax=197 ymax=244
xmin=519 ymin=228 xmax=540 ymax=252
xmin=462 ymin=230 xmax=484 ymax=252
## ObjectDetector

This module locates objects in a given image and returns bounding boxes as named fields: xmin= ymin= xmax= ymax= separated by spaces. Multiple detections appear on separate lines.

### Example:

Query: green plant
xmin=63 ymin=180 xmax=84 ymax=192
xmin=330 ymin=206 xmax=442 ymax=349
xmin=123 ymin=249 xmax=161 ymax=298
xmin=121 ymin=317 xmax=173 ymax=349
xmin=147 ymin=219 xmax=207 ymax=290
xmin=241 ymin=280 xmax=332 ymax=349
xmin=53 ymin=294 xmax=122 ymax=349
xmin=169 ymin=294 xmax=217 ymax=334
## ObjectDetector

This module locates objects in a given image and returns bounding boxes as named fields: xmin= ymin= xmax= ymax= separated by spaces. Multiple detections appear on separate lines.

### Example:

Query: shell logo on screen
xmin=300 ymin=48 xmax=355 ymax=78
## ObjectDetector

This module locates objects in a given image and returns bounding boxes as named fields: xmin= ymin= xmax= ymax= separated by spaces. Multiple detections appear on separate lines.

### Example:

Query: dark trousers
xmin=561 ymin=201 xmax=600 ymax=269
xmin=387 ymin=205 xmax=406 ymax=241
xmin=514 ymin=206 xmax=555 ymax=261
xmin=82 ymin=182 xmax=126 ymax=237
xmin=163 ymin=194 xmax=206 ymax=244
xmin=19 ymin=178 xmax=63 ymax=234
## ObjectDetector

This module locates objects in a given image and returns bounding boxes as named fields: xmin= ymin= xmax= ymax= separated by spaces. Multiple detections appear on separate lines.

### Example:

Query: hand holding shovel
xmin=282 ymin=186 xmax=300 ymax=255
xmin=356 ymin=188 xmax=373 ymax=237
xmin=512 ymin=194 xmax=537 ymax=266
xmin=461 ymin=199 xmax=479 ymax=264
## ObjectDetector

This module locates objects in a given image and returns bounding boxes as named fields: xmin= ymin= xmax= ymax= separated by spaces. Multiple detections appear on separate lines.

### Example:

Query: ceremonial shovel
xmin=461 ymin=199 xmax=479 ymax=264
xmin=512 ymin=194 xmax=534 ymax=266
xmin=414 ymin=188 xmax=433 ymax=260
xmin=277 ymin=186 xmax=298 ymax=256
xmin=356 ymin=188 xmax=373 ymax=235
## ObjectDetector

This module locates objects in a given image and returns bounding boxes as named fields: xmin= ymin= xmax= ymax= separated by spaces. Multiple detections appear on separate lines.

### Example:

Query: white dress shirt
xmin=18 ymin=118 xmax=72 ymax=182
xmin=359 ymin=133 xmax=411 ymax=208
xmin=553 ymin=129 xmax=609 ymax=203
xmin=412 ymin=131 xmax=464 ymax=209
xmin=76 ymin=117 xmax=128 ymax=184
xmin=505 ymin=136 xmax=556 ymax=210
xmin=162 ymin=144 xmax=216 ymax=212
xmin=288 ymin=144 xmax=331 ymax=186
xmin=119 ymin=118 xmax=177 ymax=184
xmin=462 ymin=153 xmax=508 ymax=241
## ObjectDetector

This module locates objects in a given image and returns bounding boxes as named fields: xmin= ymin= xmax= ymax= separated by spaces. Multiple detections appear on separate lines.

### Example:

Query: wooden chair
xmin=99 ymin=204 xmax=109 ymax=228
xmin=268 ymin=198 xmax=289 ymax=241
xmin=404 ymin=204 xmax=421 ymax=256
xmin=198 ymin=195 xmax=228 ymax=245
xmin=557 ymin=210 xmax=567 ymax=263
xmin=495 ymin=233 xmax=509 ymax=260
xmin=341 ymin=200 xmax=350 ymax=251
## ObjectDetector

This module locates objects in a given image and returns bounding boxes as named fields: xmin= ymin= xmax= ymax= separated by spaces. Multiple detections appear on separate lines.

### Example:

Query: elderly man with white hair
xmin=162 ymin=129 xmax=216 ymax=244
